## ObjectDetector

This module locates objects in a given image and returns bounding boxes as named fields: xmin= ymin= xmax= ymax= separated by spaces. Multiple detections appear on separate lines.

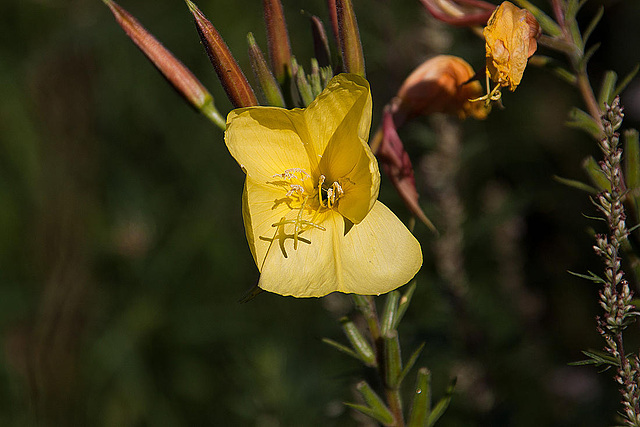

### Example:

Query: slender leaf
xmin=340 ymin=317 xmax=377 ymax=367
xmin=384 ymin=331 xmax=402 ymax=388
xmin=398 ymin=342 xmax=426 ymax=386
xmin=408 ymin=368 xmax=431 ymax=427
xmin=427 ymin=378 xmax=456 ymax=427
xmin=381 ymin=290 xmax=400 ymax=336
xmin=598 ymin=70 xmax=617 ymax=108
xmin=567 ymin=108 xmax=602 ymax=138
xmin=614 ymin=64 xmax=640 ymax=98
xmin=582 ymin=6 xmax=604 ymax=46
xmin=394 ymin=281 xmax=417 ymax=330
xmin=567 ymin=270 xmax=606 ymax=284
xmin=553 ymin=175 xmax=598 ymax=194
xmin=582 ymin=156 xmax=610 ymax=191
xmin=322 ymin=337 xmax=361 ymax=361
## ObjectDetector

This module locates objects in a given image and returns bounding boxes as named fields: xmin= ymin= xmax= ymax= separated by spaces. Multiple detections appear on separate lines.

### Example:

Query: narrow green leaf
xmin=398 ymin=343 xmax=426 ymax=386
xmin=320 ymin=65 xmax=333 ymax=87
xmin=512 ymin=0 xmax=561 ymax=37
xmin=567 ymin=270 xmax=606 ymax=284
xmin=344 ymin=402 xmax=394 ymax=426
xmin=309 ymin=58 xmax=323 ymax=98
xmin=247 ymin=32 xmax=286 ymax=107
xmin=394 ymin=281 xmax=416 ymax=330
xmin=322 ymin=337 xmax=361 ymax=361
xmin=340 ymin=317 xmax=377 ymax=367
xmin=381 ymin=290 xmax=400 ymax=336
xmin=598 ymin=70 xmax=617 ymax=108
xmin=625 ymin=129 xmax=640 ymax=191
xmin=582 ymin=156 xmax=610 ymax=191
xmin=580 ymin=42 xmax=601 ymax=70
xmin=582 ymin=6 xmax=604 ymax=46
xmin=295 ymin=62 xmax=314 ymax=106
xmin=384 ymin=331 xmax=402 ymax=388
xmin=567 ymin=108 xmax=602 ymax=138
xmin=427 ymin=378 xmax=456 ymax=427
xmin=614 ymin=64 xmax=640 ymax=98
xmin=553 ymin=175 xmax=598 ymax=194
xmin=348 ymin=381 xmax=394 ymax=425
xmin=408 ymin=368 xmax=431 ymax=427
xmin=554 ymin=67 xmax=578 ymax=85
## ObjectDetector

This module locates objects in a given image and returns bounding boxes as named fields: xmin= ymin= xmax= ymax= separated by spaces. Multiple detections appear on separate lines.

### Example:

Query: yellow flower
xmin=478 ymin=1 xmax=540 ymax=103
xmin=225 ymin=74 xmax=422 ymax=298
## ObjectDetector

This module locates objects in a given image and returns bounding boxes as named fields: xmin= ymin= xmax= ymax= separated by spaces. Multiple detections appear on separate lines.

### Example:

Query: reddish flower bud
xmin=310 ymin=15 xmax=331 ymax=68
xmin=263 ymin=0 xmax=292 ymax=84
xmin=186 ymin=0 xmax=258 ymax=108
xmin=420 ymin=0 xmax=495 ymax=27
xmin=104 ymin=0 xmax=224 ymax=127
xmin=335 ymin=0 xmax=365 ymax=76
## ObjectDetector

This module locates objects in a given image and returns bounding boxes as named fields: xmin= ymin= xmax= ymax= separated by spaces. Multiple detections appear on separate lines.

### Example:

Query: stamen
xmin=469 ymin=72 xmax=502 ymax=106
xmin=317 ymin=175 xmax=325 ymax=207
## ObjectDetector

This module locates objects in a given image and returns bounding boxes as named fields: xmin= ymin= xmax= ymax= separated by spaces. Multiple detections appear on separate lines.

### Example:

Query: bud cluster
xmin=593 ymin=97 xmax=640 ymax=426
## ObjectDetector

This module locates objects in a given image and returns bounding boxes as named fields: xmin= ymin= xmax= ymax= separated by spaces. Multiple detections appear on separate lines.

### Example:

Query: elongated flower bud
xmin=186 ymin=0 xmax=258 ymax=108
xmin=335 ymin=0 xmax=365 ymax=76
xmin=104 ymin=0 xmax=224 ymax=128
xmin=247 ymin=33 xmax=285 ymax=107
xmin=263 ymin=0 xmax=292 ymax=83
xmin=310 ymin=16 xmax=331 ymax=68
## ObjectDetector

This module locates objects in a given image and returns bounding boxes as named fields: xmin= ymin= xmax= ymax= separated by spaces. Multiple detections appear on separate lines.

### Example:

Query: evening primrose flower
xmin=476 ymin=1 xmax=540 ymax=104
xmin=225 ymin=74 xmax=422 ymax=297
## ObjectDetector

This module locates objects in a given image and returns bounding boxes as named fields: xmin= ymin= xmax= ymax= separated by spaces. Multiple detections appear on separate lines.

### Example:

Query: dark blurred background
xmin=1 ymin=0 xmax=640 ymax=425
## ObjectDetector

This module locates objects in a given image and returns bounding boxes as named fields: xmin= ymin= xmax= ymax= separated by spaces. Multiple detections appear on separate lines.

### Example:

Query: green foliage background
xmin=1 ymin=0 xmax=639 ymax=425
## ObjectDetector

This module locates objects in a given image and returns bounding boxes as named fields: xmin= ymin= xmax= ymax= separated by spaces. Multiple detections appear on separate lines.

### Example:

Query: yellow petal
xmin=257 ymin=201 xmax=422 ymax=297
xmin=242 ymin=176 xmax=294 ymax=271
xmin=225 ymin=107 xmax=312 ymax=182
xmin=304 ymin=74 xmax=372 ymax=164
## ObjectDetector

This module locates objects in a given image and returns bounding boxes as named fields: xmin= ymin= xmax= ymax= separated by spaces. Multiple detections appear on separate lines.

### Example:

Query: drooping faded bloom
xmin=482 ymin=1 xmax=540 ymax=96
xmin=394 ymin=55 xmax=488 ymax=123
xmin=370 ymin=55 xmax=486 ymax=229
xmin=225 ymin=74 xmax=422 ymax=297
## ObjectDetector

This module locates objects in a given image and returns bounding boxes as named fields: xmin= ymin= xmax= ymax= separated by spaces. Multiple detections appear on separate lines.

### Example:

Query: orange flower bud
xmin=395 ymin=55 xmax=488 ymax=122
xmin=483 ymin=1 xmax=540 ymax=91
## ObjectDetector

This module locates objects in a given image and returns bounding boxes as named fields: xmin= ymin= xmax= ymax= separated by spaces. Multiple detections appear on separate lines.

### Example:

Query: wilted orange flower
xmin=395 ymin=55 xmax=488 ymax=122
xmin=478 ymin=1 xmax=540 ymax=103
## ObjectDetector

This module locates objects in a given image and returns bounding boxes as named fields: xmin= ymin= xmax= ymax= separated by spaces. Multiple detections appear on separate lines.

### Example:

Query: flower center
xmin=269 ymin=168 xmax=344 ymax=249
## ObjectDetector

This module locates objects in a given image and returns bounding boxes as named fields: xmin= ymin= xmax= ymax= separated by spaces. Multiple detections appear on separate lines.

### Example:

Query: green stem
xmin=355 ymin=296 xmax=405 ymax=426
xmin=575 ymin=70 xmax=603 ymax=129
xmin=201 ymin=100 xmax=227 ymax=130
